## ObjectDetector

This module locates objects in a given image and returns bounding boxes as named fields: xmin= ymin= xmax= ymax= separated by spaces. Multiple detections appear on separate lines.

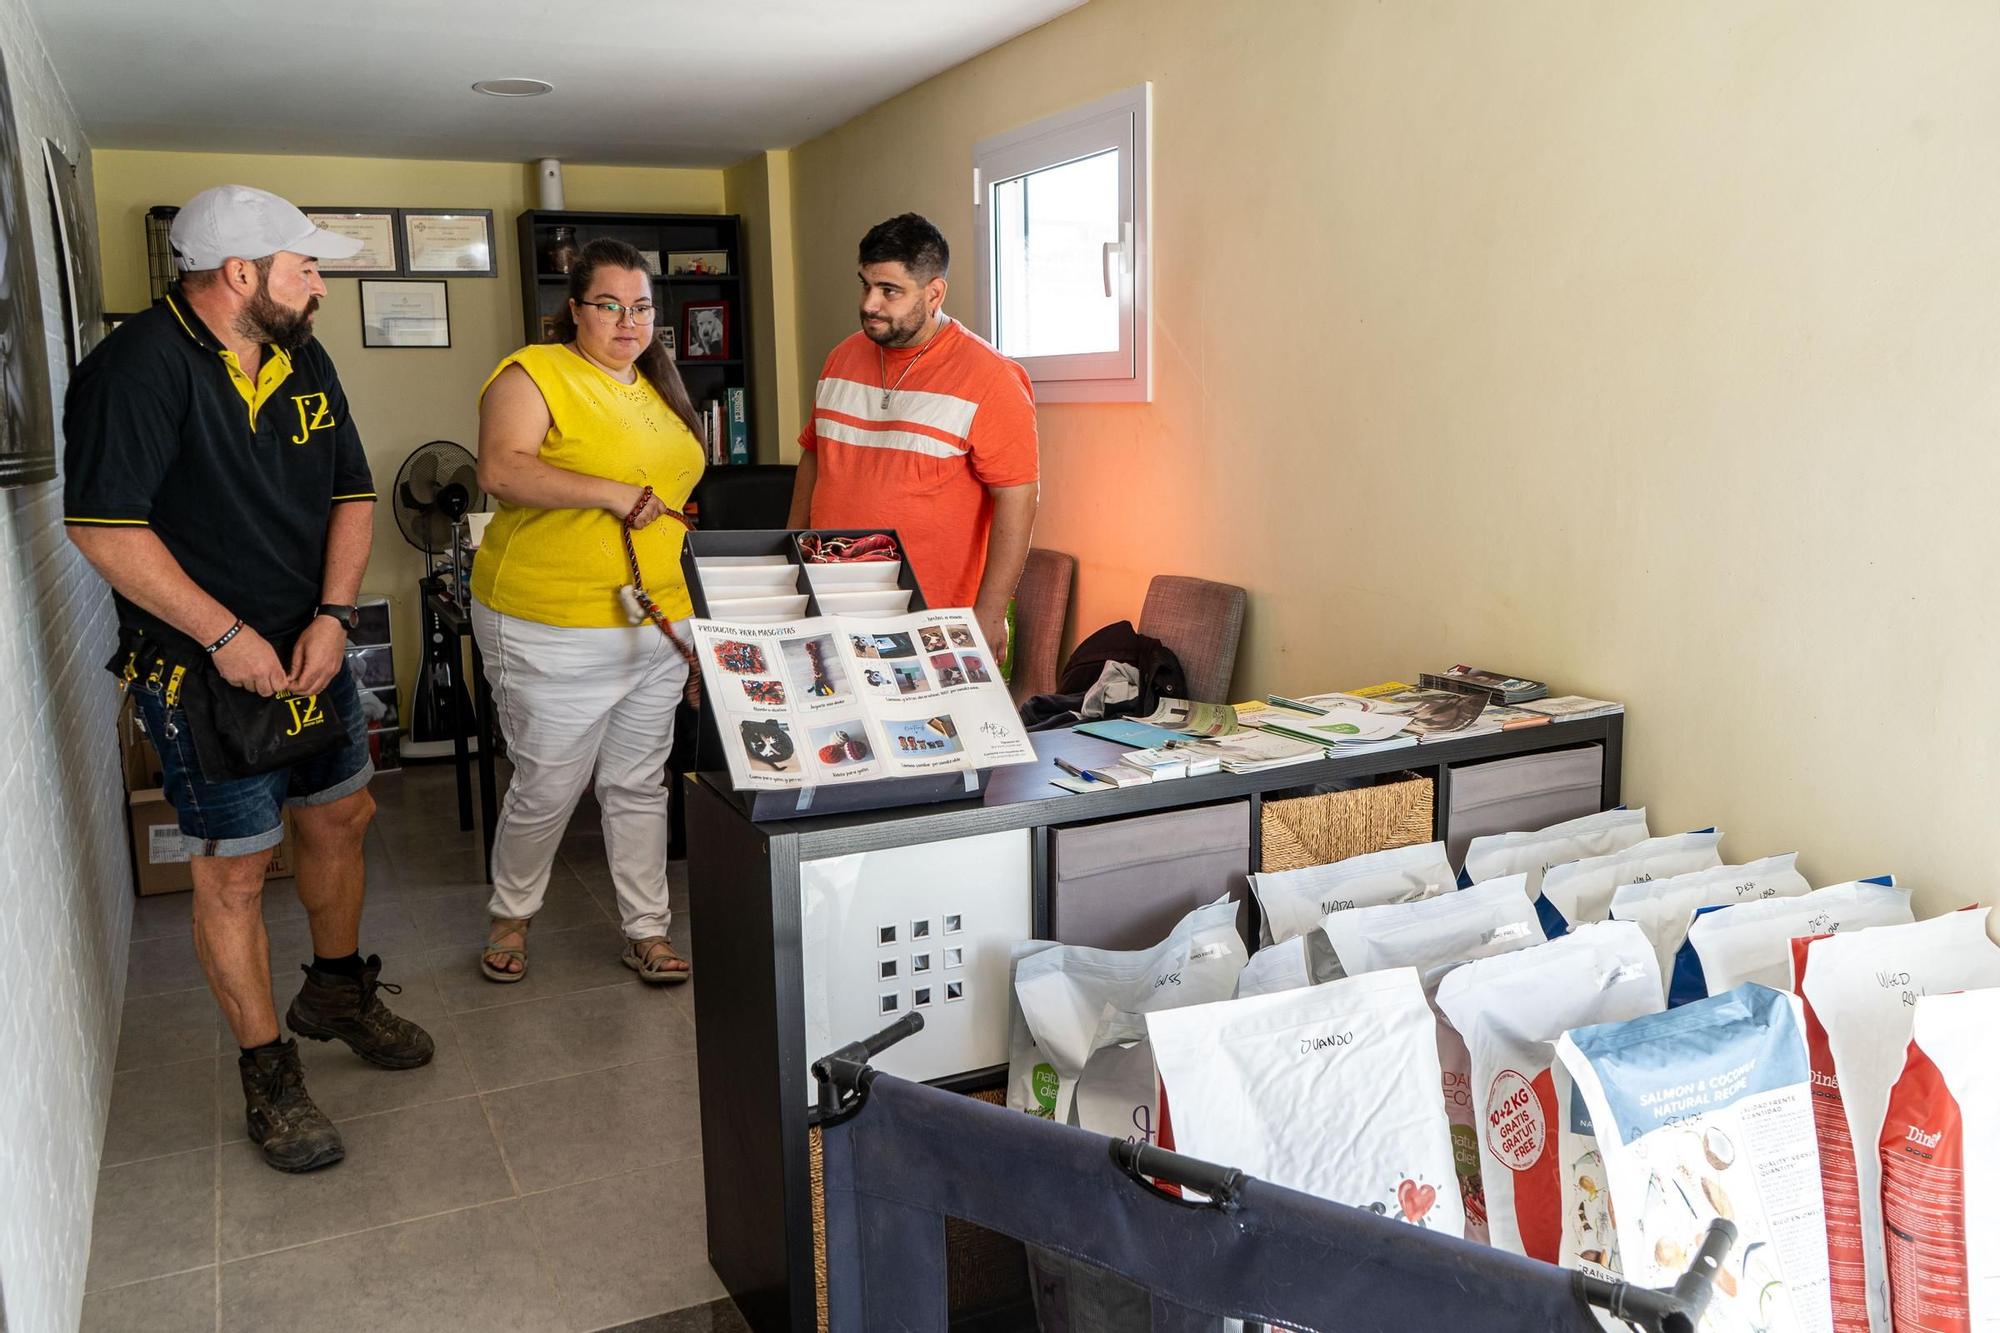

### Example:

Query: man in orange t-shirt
xmin=788 ymin=213 xmax=1039 ymax=657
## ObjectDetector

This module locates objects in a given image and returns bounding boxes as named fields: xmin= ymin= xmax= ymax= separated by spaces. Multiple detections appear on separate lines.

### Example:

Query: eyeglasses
xmin=575 ymin=300 xmax=657 ymax=324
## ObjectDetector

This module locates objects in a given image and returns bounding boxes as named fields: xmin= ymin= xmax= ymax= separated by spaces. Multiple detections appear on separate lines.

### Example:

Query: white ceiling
xmin=28 ymin=0 xmax=1088 ymax=166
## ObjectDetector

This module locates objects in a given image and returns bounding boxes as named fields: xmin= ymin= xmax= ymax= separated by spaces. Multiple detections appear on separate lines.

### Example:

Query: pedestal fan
xmin=392 ymin=440 xmax=484 ymax=761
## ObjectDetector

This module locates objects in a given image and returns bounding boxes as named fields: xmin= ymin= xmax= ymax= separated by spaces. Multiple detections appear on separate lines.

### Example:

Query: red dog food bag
xmin=1794 ymin=911 xmax=2000 ymax=1333
xmin=1878 ymin=986 xmax=2000 ymax=1333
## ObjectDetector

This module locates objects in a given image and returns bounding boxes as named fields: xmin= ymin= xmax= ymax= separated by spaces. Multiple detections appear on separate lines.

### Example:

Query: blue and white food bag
xmin=1669 ymin=880 xmax=1911 ymax=1006
xmin=1538 ymin=830 xmax=1724 ymax=937
xmin=1249 ymin=840 xmax=1455 ymax=949
xmin=1557 ymin=984 xmax=1834 ymax=1333
xmin=1610 ymin=853 xmax=1811 ymax=981
xmin=1147 ymin=967 xmax=1465 ymax=1237
xmin=1013 ymin=897 xmax=1246 ymax=1136
xmin=1321 ymin=874 xmax=1546 ymax=1243
xmin=1459 ymin=807 xmax=1650 ymax=897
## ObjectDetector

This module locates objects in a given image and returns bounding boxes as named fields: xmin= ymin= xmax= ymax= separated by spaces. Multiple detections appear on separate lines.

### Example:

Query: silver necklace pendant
xmin=880 ymin=390 xmax=892 ymax=410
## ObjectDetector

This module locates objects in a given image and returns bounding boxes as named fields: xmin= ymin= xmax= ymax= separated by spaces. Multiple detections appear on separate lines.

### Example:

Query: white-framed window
xmin=974 ymin=83 xmax=1152 ymax=404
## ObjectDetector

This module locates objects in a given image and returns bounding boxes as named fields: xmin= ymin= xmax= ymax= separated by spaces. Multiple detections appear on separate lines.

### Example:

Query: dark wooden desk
xmin=687 ymin=713 xmax=1624 ymax=1332
xmin=424 ymin=589 xmax=498 ymax=881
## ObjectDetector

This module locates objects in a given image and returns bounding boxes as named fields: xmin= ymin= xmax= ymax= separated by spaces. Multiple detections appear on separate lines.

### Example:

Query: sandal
xmin=622 ymin=936 xmax=691 ymax=986
xmin=481 ymin=917 xmax=532 ymax=983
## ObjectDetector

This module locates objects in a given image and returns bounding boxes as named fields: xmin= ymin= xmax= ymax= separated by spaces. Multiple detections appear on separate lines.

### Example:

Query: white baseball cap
xmin=169 ymin=184 xmax=365 ymax=271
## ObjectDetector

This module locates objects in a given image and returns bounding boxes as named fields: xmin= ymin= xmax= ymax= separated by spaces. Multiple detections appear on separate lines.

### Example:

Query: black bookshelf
xmin=516 ymin=209 xmax=756 ymax=461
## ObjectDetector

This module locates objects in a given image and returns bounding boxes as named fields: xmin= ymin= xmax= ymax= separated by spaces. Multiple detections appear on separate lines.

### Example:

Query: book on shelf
xmin=1516 ymin=695 xmax=1624 ymax=721
xmin=1417 ymin=665 xmax=1548 ymax=704
xmin=725 ymin=387 xmax=749 ymax=465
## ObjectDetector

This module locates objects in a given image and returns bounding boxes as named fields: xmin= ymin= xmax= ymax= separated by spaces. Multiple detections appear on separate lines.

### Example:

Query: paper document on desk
xmin=690 ymin=610 xmax=1036 ymax=792
xmin=1132 ymin=698 xmax=1240 ymax=736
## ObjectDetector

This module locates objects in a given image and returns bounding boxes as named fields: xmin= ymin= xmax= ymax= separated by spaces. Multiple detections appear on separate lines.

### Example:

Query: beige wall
xmin=92 ymin=151 xmax=727 ymax=697
xmin=723 ymin=149 xmax=806 ymax=459
xmin=786 ymin=0 xmax=2000 ymax=916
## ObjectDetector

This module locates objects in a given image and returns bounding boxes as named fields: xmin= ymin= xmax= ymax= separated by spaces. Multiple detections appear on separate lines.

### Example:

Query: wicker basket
xmin=1259 ymin=774 xmax=1435 ymax=871
xmin=810 ymin=1087 xmax=1023 ymax=1331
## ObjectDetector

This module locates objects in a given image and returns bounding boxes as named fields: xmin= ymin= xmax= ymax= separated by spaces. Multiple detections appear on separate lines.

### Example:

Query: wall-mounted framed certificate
xmin=400 ymin=209 xmax=496 ymax=277
xmin=302 ymin=209 xmax=402 ymax=276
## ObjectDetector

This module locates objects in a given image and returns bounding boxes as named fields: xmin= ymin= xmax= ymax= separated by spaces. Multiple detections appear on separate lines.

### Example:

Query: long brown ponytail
xmin=550 ymin=238 xmax=704 ymax=442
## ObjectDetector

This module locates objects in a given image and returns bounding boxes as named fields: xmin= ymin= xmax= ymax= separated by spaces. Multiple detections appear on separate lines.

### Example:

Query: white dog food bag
xmin=1459 ymin=806 xmax=1650 ymax=898
xmin=1537 ymin=829 xmax=1724 ymax=938
xmin=1610 ymin=853 xmax=1810 ymax=982
xmin=1322 ymin=873 xmax=1546 ymax=1243
xmin=1013 ymin=897 xmax=1246 ymax=1139
xmin=1670 ymin=879 xmax=1911 ymax=1006
xmin=1795 ymin=911 xmax=2000 ymax=1333
xmin=1558 ymin=983 xmax=1833 ymax=1333
xmin=1146 ymin=966 xmax=1465 ymax=1237
xmin=1878 ymin=986 xmax=2000 ymax=1333
xmin=1249 ymin=841 xmax=1455 ymax=948
xmin=1433 ymin=921 xmax=1662 ymax=1269
xmin=1005 ymin=940 xmax=1062 ymax=1117
xmin=1234 ymin=930 xmax=1342 ymax=998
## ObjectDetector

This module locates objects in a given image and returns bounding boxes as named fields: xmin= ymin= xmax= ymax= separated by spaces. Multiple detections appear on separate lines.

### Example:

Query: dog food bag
xmin=1005 ymin=940 xmax=1062 ymax=1118
xmin=1878 ymin=986 xmax=2000 ymax=1333
xmin=1558 ymin=983 xmax=1833 ymax=1333
xmin=1235 ymin=931 xmax=1342 ymax=999
xmin=1537 ymin=830 xmax=1725 ymax=938
xmin=1013 ymin=897 xmax=1246 ymax=1136
xmin=1796 ymin=912 xmax=2000 ymax=1333
xmin=1434 ymin=922 xmax=1662 ymax=1267
xmin=1146 ymin=966 xmax=1465 ymax=1237
xmin=1249 ymin=841 xmax=1455 ymax=948
xmin=1460 ymin=807 xmax=1651 ymax=898
xmin=1611 ymin=853 xmax=1811 ymax=981
xmin=1322 ymin=873 xmax=1546 ymax=1242
xmin=1671 ymin=880 xmax=1911 ymax=1006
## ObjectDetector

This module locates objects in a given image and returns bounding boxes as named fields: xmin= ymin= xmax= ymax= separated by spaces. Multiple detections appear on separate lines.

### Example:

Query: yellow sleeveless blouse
xmin=471 ymin=343 xmax=706 ymax=628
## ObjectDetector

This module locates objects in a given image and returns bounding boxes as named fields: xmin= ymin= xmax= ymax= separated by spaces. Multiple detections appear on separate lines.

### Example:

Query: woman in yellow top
xmin=471 ymin=238 xmax=704 ymax=985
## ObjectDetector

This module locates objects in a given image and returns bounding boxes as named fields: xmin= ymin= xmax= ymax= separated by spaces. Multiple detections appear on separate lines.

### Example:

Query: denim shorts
xmin=131 ymin=661 xmax=374 ymax=858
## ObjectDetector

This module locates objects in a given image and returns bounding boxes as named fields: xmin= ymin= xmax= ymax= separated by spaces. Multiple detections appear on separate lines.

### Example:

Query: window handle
xmin=1103 ymin=222 xmax=1134 ymax=298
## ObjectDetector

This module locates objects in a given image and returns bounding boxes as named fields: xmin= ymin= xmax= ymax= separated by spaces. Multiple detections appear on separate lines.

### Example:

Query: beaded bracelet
xmin=204 ymin=618 xmax=245 ymax=655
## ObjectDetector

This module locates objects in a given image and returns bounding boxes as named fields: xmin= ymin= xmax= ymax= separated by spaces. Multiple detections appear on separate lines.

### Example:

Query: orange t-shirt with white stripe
xmin=798 ymin=317 xmax=1038 ymax=609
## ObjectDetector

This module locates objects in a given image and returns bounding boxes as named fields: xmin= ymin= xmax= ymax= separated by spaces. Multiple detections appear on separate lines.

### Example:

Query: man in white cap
xmin=64 ymin=185 xmax=433 ymax=1174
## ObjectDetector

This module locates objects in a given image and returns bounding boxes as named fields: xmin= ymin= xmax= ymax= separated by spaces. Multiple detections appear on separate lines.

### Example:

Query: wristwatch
xmin=316 ymin=603 xmax=360 ymax=630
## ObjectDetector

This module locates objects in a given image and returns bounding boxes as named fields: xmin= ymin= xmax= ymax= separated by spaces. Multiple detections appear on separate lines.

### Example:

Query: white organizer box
xmin=798 ymin=828 xmax=1033 ymax=1105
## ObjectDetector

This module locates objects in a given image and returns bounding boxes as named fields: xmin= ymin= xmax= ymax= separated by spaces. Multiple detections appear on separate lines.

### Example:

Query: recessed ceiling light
xmin=472 ymin=78 xmax=553 ymax=98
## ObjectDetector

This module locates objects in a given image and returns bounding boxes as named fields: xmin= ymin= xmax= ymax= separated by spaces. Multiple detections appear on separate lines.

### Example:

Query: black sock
xmin=312 ymin=951 xmax=366 ymax=978
xmin=240 ymin=1037 xmax=286 ymax=1060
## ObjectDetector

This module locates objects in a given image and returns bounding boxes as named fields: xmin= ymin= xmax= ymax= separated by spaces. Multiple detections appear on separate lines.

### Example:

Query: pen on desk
xmin=1053 ymin=756 xmax=1101 ymax=783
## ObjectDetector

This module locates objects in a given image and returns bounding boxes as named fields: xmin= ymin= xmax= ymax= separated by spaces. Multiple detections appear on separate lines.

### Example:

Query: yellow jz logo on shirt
xmin=283 ymin=695 xmax=326 ymax=736
xmin=290 ymin=393 xmax=334 ymax=444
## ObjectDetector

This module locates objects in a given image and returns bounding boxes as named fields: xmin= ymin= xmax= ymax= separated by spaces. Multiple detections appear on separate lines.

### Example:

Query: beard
xmin=861 ymin=304 xmax=928 ymax=348
xmin=238 ymin=281 xmax=319 ymax=350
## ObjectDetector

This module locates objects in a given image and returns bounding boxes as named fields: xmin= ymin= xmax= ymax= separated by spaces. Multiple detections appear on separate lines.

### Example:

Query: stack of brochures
xmin=1515 ymin=695 xmax=1623 ymax=721
xmin=1178 ymin=728 xmax=1325 ymax=774
xmin=1416 ymin=665 xmax=1549 ymax=704
xmin=1049 ymin=744 xmax=1223 ymax=794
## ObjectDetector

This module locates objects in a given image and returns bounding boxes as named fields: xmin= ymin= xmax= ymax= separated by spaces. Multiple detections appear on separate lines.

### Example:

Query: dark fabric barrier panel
xmin=820 ymin=1072 xmax=1603 ymax=1332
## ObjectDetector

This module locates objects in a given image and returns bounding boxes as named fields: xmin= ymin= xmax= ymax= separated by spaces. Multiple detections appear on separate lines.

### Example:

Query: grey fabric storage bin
xmin=1445 ymin=745 xmax=1604 ymax=863
xmin=1048 ymin=801 xmax=1250 ymax=950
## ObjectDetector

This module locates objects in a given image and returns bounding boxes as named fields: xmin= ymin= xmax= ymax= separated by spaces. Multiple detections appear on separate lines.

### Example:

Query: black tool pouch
xmin=108 ymin=628 xmax=345 ymax=780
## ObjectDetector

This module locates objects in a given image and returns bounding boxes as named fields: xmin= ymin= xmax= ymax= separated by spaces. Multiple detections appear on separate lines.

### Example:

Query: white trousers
xmin=471 ymin=599 xmax=689 ymax=939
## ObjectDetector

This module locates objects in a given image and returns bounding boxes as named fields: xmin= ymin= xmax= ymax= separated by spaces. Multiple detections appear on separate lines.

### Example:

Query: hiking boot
xmin=286 ymin=955 xmax=436 ymax=1070
xmin=239 ymin=1038 xmax=344 ymax=1173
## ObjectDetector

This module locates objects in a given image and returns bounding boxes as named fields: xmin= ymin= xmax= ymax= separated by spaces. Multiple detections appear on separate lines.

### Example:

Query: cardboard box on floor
xmin=128 ymin=790 xmax=296 ymax=895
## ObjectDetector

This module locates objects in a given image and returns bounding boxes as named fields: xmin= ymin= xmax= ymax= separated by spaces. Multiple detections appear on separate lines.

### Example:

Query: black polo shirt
xmin=63 ymin=285 xmax=375 ymax=654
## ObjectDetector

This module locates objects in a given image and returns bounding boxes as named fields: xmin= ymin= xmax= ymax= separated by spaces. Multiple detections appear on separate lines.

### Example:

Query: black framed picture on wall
xmin=303 ymin=208 xmax=402 ymax=277
xmin=359 ymin=280 xmax=450 ymax=348
xmin=400 ymin=209 xmax=495 ymax=277
xmin=0 ymin=51 xmax=54 ymax=487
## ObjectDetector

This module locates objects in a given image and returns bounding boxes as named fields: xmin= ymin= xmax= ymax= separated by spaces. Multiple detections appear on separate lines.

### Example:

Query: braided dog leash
xmin=620 ymin=484 xmax=702 ymax=704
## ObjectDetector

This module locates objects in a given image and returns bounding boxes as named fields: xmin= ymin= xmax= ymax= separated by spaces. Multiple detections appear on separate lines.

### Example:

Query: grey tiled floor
xmin=84 ymin=764 xmax=735 ymax=1333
